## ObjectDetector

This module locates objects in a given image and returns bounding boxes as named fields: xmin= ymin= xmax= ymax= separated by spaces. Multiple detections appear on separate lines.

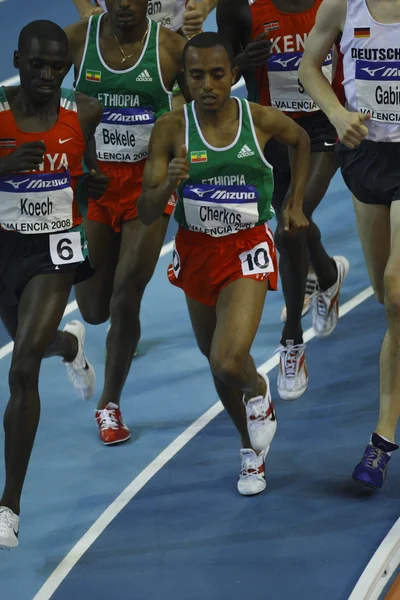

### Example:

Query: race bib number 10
xmin=49 ymin=231 xmax=84 ymax=266
xmin=239 ymin=241 xmax=274 ymax=276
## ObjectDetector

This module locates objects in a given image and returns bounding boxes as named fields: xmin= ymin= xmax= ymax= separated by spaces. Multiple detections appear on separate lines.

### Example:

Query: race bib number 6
xmin=49 ymin=231 xmax=84 ymax=266
xmin=239 ymin=241 xmax=274 ymax=276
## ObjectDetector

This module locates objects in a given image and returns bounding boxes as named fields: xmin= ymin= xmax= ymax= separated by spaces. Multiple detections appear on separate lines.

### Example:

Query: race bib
xmin=355 ymin=60 xmax=400 ymax=123
xmin=49 ymin=231 xmax=84 ymax=265
xmin=95 ymin=107 xmax=156 ymax=163
xmin=0 ymin=172 xmax=73 ymax=234
xmin=268 ymin=51 xmax=332 ymax=112
xmin=183 ymin=183 xmax=259 ymax=238
xmin=240 ymin=241 xmax=274 ymax=276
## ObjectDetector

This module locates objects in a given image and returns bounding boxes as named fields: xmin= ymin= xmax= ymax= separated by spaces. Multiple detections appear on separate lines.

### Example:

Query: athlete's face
xmin=14 ymin=38 xmax=69 ymax=105
xmin=105 ymin=0 xmax=148 ymax=29
xmin=185 ymin=46 xmax=238 ymax=112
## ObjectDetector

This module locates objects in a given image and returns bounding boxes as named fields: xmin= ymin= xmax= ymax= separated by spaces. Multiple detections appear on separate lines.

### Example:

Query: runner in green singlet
xmin=138 ymin=32 xmax=310 ymax=495
xmin=66 ymin=0 xmax=187 ymax=446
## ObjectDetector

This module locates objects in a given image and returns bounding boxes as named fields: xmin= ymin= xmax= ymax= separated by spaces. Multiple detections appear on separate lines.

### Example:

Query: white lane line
xmin=348 ymin=518 xmax=400 ymax=600
xmin=0 ymin=240 xmax=175 ymax=361
xmin=32 ymin=285 xmax=374 ymax=600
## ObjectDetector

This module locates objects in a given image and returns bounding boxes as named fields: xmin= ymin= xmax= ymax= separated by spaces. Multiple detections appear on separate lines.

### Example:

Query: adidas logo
xmin=136 ymin=69 xmax=152 ymax=82
xmin=237 ymin=144 xmax=254 ymax=158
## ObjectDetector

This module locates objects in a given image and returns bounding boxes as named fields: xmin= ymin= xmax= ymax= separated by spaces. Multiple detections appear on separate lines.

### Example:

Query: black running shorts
xmin=337 ymin=139 xmax=400 ymax=206
xmin=0 ymin=226 xmax=94 ymax=307
xmin=264 ymin=110 xmax=338 ymax=215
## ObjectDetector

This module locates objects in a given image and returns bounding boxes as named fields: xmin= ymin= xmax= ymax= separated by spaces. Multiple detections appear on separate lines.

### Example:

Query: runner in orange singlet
xmin=0 ymin=20 xmax=108 ymax=549
xmin=217 ymin=0 xmax=349 ymax=401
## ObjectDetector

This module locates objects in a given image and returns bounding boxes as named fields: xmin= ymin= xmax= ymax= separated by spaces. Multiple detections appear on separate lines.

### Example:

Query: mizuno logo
xmin=5 ymin=178 xmax=30 ymax=189
xmin=136 ymin=69 xmax=152 ymax=82
xmin=59 ymin=137 xmax=73 ymax=145
xmin=361 ymin=66 xmax=386 ymax=77
xmin=237 ymin=144 xmax=254 ymax=158
xmin=274 ymin=56 xmax=298 ymax=68
xmin=191 ymin=187 xmax=214 ymax=197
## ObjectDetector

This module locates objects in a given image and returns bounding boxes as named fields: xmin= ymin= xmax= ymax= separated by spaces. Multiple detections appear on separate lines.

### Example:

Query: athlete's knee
xmin=274 ymin=226 xmax=305 ymax=255
xmin=80 ymin=307 xmax=109 ymax=326
xmin=210 ymin=349 xmax=247 ymax=389
xmin=9 ymin=354 xmax=41 ymax=397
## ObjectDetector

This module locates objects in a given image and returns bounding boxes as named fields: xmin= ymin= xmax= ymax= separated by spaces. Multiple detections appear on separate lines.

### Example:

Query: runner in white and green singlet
xmin=138 ymin=32 xmax=310 ymax=497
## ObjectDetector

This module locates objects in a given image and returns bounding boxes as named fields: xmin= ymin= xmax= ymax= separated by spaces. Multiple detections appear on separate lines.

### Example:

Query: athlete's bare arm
xmin=138 ymin=111 xmax=186 ymax=225
xmin=76 ymin=93 xmax=109 ymax=199
xmin=73 ymin=0 xmax=103 ymax=19
xmin=251 ymin=103 xmax=310 ymax=231
xmin=217 ymin=0 xmax=271 ymax=71
xmin=299 ymin=0 xmax=369 ymax=148
xmin=159 ymin=27 xmax=191 ymax=100
xmin=65 ymin=20 xmax=90 ymax=71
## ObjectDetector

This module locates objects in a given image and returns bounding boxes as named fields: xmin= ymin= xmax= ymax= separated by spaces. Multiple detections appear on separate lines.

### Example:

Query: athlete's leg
xmin=0 ymin=271 xmax=75 ymax=515
xmin=352 ymin=195 xmax=390 ymax=303
xmin=98 ymin=215 xmax=169 ymax=410
xmin=276 ymin=151 xmax=338 ymax=344
xmin=377 ymin=201 xmax=400 ymax=440
xmin=75 ymin=220 xmax=120 ymax=325
xmin=187 ymin=278 xmax=270 ymax=445
xmin=0 ymin=295 xmax=80 ymax=363
xmin=186 ymin=295 xmax=251 ymax=448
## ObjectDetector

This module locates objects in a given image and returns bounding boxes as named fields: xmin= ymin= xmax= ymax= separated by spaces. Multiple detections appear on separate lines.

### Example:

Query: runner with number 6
xmin=138 ymin=32 xmax=310 ymax=496
xmin=0 ymin=20 xmax=108 ymax=549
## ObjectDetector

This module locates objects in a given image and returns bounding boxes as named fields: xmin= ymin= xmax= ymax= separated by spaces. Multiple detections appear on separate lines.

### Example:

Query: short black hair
xmin=183 ymin=32 xmax=235 ymax=68
xmin=18 ymin=20 xmax=68 ymax=54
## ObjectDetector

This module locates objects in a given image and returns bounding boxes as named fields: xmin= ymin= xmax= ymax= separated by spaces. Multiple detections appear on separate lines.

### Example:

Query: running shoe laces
xmin=97 ymin=407 xmax=119 ymax=432
xmin=280 ymin=344 xmax=305 ymax=378
xmin=364 ymin=445 xmax=388 ymax=471
xmin=240 ymin=450 xmax=263 ymax=479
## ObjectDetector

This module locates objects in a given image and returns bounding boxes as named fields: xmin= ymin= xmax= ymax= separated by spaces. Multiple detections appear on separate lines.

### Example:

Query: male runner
xmin=72 ymin=0 xmax=218 ymax=36
xmin=217 ymin=0 xmax=349 ymax=401
xmin=138 ymin=32 xmax=310 ymax=494
xmin=299 ymin=0 xmax=400 ymax=489
xmin=66 ymin=0 xmax=187 ymax=445
xmin=0 ymin=20 xmax=108 ymax=548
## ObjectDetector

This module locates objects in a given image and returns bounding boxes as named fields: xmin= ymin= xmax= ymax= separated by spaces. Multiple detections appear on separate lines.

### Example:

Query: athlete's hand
xmin=331 ymin=108 xmax=370 ymax=149
xmin=85 ymin=169 xmax=108 ymax=199
xmin=83 ymin=7 xmax=104 ymax=18
xmin=167 ymin=145 xmax=189 ymax=188
xmin=281 ymin=204 xmax=309 ymax=234
xmin=183 ymin=0 xmax=206 ymax=37
xmin=241 ymin=32 xmax=272 ymax=68
xmin=0 ymin=141 xmax=46 ymax=173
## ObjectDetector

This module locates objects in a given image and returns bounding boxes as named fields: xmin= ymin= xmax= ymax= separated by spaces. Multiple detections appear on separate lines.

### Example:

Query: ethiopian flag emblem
xmin=190 ymin=150 xmax=207 ymax=163
xmin=85 ymin=69 xmax=102 ymax=82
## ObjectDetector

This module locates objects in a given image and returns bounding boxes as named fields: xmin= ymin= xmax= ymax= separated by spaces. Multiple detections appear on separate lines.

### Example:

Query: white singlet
xmin=341 ymin=0 xmax=400 ymax=142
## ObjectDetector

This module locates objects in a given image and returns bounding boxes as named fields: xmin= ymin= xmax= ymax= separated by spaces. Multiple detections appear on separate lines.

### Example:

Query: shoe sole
xmin=238 ymin=483 xmax=267 ymax=496
xmin=352 ymin=476 xmax=381 ymax=490
xmin=101 ymin=432 xmax=131 ymax=446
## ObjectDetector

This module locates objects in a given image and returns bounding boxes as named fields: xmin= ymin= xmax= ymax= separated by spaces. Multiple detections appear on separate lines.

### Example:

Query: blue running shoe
xmin=353 ymin=434 xmax=398 ymax=489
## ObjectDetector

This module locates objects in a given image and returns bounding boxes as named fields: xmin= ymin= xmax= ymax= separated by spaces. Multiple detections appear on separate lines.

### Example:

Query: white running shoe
xmin=312 ymin=256 xmax=350 ymax=339
xmin=63 ymin=320 xmax=96 ymax=401
xmin=244 ymin=373 xmax=277 ymax=453
xmin=277 ymin=340 xmax=308 ymax=401
xmin=280 ymin=273 xmax=318 ymax=323
xmin=0 ymin=507 xmax=19 ymax=549
xmin=237 ymin=448 xmax=268 ymax=496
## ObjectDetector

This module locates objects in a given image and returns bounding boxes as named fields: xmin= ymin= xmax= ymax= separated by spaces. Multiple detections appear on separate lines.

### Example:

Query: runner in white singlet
xmin=300 ymin=0 xmax=400 ymax=490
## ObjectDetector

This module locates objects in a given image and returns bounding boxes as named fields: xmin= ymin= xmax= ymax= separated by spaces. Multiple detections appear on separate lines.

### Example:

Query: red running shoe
xmin=95 ymin=402 xmax=131 ymax=445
